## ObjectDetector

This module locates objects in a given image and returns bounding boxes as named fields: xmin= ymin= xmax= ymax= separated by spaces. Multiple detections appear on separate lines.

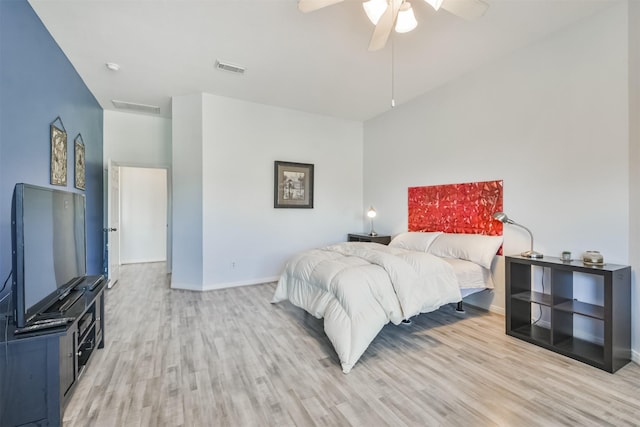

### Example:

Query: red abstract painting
xmin=408 ymin=180 xmax=503 ymax=236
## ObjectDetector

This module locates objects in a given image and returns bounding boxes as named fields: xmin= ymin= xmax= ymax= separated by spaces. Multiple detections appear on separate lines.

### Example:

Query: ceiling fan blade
xmin=298 ymin=0 xmax=345 ymax=13
xmin=368 ymin=0 xmax=403 ymax=51
xmin=441 ymin=0 xmax=489 ymax=21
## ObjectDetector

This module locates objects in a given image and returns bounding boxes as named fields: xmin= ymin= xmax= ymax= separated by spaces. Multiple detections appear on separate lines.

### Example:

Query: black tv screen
xmin=11 ymin=184 xmax=86 ymax=327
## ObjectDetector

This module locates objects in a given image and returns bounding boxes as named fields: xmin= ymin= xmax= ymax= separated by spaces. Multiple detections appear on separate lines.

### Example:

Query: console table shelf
xmin=505 ymin=255 xmax=630 ymax=373
xmin=554 ymin=337 xmax=605 ymax=365
xmin=511 ymin=324 xmax=551 ymax=344
xmin=554 ymin=300 xmax=604 ymax=319
xmin=512 ymin=290 xmax=552 ymax=306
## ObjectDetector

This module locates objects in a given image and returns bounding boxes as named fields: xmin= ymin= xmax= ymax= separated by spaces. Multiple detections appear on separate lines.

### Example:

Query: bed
xmin=272 ymin=180 xmax=503 ymax=373
xmin=272 ymin=231 xmax=502 ymax=373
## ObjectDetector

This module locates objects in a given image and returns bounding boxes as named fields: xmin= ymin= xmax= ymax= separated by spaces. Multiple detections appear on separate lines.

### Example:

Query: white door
xmin=119 ymin=167 xmax=167 ymax=264
xmin=107 ymin=160 xmax=121 ymax=288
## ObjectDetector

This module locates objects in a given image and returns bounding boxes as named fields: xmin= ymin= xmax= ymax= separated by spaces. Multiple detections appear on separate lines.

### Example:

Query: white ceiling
xmin=29 ymin=0 xmax=617 ymax=121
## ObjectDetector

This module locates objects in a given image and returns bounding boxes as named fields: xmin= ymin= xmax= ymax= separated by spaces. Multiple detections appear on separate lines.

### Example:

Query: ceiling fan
xmin=298 ymin=0 xmax=489 ymax=51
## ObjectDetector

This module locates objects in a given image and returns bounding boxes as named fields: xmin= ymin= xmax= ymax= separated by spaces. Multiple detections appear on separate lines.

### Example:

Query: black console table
xmin=506 ymin=255 xmax=630 ymax=373
xmin=0 ymin=278 xmax=106 ymax=426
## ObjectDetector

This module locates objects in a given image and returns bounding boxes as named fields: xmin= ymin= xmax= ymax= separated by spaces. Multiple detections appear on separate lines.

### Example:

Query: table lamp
xmin=492 ymin=211 xmax=543 ymax=258
xmin=367 ymin=206 xmax=377 ymax=236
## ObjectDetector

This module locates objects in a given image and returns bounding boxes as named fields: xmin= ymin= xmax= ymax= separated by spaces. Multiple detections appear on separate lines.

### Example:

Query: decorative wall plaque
xmin=50 ymin=117 xmax=67 ymax=186
xmin=74 ymin=133 xmax=85 ymax=190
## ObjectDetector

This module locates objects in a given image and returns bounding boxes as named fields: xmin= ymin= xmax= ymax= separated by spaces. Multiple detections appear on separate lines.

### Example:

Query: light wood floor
xmin=64 ymin=262 xmax=640 ymax=426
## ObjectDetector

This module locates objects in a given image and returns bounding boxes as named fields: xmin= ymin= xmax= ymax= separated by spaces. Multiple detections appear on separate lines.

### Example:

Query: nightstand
xmin=347 ymin=233 xmax=391 ymax=245
xmin=505 ymin=255 xmax=631 ymax=373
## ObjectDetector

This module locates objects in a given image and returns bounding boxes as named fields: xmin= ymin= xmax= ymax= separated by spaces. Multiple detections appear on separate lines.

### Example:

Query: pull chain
xmin=391 ymin=33 xmax=395 ymax=108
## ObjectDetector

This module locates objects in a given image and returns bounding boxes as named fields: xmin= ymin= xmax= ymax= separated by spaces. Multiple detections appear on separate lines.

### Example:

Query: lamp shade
xmin=367 ymin=206 xmax=377 ymax=218
xmin=363 ymin=0 xmax=387 ymax=25
xmin=492 ymin=211 xmax=512 ymax=224
xmin=424 ymin=0 xmax=444 ymax=11
xmin=395 ymin=2 xmax=418 ymax=33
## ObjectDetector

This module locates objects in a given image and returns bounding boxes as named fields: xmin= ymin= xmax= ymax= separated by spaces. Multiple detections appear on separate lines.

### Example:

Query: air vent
xmin=112 ymin=100 xmax=161 ymax=115
xmin=215 ymin=60 xmax=246 ymax=74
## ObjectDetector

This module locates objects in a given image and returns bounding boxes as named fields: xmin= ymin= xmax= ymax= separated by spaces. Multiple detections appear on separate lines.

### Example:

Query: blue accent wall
xmin=0 ymin=0 xmax=104 ymax=301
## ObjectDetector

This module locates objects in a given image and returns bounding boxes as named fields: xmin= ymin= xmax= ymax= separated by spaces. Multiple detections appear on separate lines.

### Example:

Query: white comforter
xmin=272 ymin=242 xmax=461 ymax=373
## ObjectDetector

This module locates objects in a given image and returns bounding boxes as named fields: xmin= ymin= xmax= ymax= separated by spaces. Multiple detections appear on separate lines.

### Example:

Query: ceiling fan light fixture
xmin=424 ymin=0 xmax=444 ymax=11
xmin=363 ymin=0 xmax=387 ymax=25
xmin=395 ymin=2 xmax=417 ymax=33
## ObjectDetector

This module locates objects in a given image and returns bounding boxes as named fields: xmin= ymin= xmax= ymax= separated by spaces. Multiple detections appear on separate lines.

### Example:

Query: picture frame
xmin=74 ymin=134 xmax=86 ymax=190
xmin=50 ymin=117 xmax=67 ymax=186
xmin=274 ymin=161 xmax=314 ymax=209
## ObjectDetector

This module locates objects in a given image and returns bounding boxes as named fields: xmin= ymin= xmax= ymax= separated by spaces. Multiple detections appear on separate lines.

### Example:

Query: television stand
xmin=0 ymin=276 xmax=106 ymax=426
xmin=59 ymin=290 xmax=84 ymax=311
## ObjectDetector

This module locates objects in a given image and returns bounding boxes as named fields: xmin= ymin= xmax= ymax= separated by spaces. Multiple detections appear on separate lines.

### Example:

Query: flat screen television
xmin=11 ymin=183 xmax=87 ymax=327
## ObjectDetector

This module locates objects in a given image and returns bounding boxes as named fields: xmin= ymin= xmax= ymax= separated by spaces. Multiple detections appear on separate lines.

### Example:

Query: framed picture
xmin=50 ymin=117 xmax=67 ymax=186
xmin=274 ymin=161 xmax=314 ymax=208
xmin=74 ymin=134 xmax=86 ymax=190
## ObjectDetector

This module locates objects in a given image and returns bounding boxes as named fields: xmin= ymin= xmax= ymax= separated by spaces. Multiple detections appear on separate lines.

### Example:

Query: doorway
xmin=106 ymin=163 xmax=171 ymax=287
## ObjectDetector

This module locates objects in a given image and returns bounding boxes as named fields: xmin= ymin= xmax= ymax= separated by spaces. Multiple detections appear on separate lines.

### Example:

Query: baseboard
xmin=461 ymin=289 xmax=505 ymax=316
xmin=170 ymin=281 xmax=204 ymax=291
xmin=488 ymin=304 xmax=505 ymax=315
xmin=462 ymin=301 xmax=505 ymax=316
xmin=202 ymin=276 xmax=280 ymax=291
xmin=632 ymin=349 xmax=640 ymax=365
xmin=121 ymin=258 xmax=166 ymax=265
xmin=171 ymin=276 xmax=279 ymax=292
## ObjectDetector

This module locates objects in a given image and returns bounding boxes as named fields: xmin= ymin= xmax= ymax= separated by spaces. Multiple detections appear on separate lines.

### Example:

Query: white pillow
xmin=388 ymin=231 xmax=443 ymax=252
xmin=427 ymin=233 xmax=503 ymax=269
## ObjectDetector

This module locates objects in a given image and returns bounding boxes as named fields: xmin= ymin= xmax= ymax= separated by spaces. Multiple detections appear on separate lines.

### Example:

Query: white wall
xmin=364 ymin=3 xmax=630 ymax=317
xmin=171 ymin=94 xmax=204 ymax=289
xmin=103 ymin=110 xmax=171 ymax=167
xmin=120 ymin=166 xmax=167 ymax=264
xmin=172 ymin=93 xmax=363 ymax=290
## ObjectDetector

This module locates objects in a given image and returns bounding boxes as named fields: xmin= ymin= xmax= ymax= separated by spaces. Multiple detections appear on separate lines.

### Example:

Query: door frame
xmin=105 ymin=160 xmax=172 ymax=276
xmin=107 ymin=160 xmax=121 ymax=288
